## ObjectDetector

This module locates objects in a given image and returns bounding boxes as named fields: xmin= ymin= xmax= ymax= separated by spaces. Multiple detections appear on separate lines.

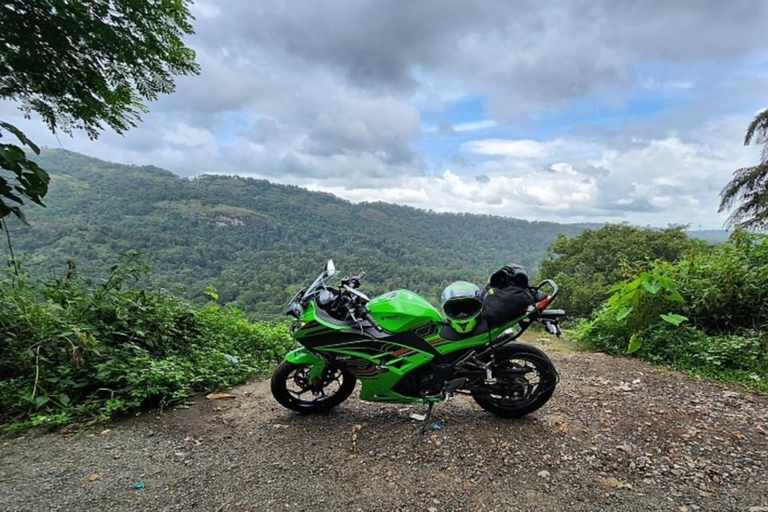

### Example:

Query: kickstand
xmin=420 ymin=401 xmax=435 ymax=435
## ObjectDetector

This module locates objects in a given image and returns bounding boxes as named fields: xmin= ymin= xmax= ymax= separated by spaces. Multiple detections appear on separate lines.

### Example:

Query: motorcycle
xmin=270 ymin=260 xmax=564 ymax=429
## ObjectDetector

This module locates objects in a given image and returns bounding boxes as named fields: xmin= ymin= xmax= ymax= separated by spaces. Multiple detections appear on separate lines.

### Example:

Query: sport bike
xmin=270 ymin=260 xmax=564 ymax=427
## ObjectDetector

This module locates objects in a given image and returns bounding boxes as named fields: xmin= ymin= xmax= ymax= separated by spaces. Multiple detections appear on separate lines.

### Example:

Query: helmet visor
xmin=443 ymin=297 xmax=483 ymax=320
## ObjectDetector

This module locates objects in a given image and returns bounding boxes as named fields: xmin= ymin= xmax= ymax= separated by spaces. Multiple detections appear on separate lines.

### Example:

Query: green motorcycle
xmin=271 ymin=260 xmax=564 ymax=425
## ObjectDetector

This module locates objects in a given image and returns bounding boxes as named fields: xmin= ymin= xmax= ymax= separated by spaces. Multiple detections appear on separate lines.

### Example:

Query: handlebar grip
xmin=351 ymin=272 xmax=365 ymax=288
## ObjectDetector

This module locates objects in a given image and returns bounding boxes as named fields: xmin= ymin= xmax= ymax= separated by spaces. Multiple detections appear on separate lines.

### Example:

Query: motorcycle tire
xmin=270 ymin=360 xmax=356 ymax=413
xmin=472 ymin=342 xmax=558 ymax=418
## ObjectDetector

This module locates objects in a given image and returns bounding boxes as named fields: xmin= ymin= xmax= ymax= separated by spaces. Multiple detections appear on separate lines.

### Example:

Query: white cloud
xmin=308 ymin=163 xmax=598 ymax=218
xmin=453 ymin=120 xmax=497 ymax=132
xmin=300 ymin=116 xmax=759 ymax=228
xmin=462 ymin=138 xmax=564 ymax=158
xmin=550 ymin=162 xmax=578 ymax=175
xmin=641 ymin=78 xmax=694 ymax=90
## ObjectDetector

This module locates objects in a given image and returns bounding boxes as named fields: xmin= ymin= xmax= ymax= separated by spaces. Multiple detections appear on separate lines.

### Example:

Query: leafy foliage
xmin=0 ymin=0 xmax=199 ymax=223
xmin=0 ymin=122 xmax=49 ymax=223
xmin=0 ymin=254 xmax=294 ymax=431
xmin=719 ymin=108 xmax=768 ymax=230
xmin=8 ymin=149 xmax=593 ymax=319
xmin=667 ymin=231 xmax=768 ymax=333
xmin=537 ymin=224 xmax=707 ymax=319
xmin=579 ymin=269 xmax=687 ymax=354
xmin=578 ymin=232 xmax=768 ymax=391
xmin=0 ymin=0 xmax=199 ymax=137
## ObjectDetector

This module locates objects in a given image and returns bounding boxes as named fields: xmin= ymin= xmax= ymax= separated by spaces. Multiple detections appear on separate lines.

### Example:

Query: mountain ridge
xmin=6 ymin=149 xmax=720 ymax=319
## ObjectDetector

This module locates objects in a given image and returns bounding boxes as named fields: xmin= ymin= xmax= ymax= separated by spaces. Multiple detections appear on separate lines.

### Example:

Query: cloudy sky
xmin=4 ymin=0 xmax=768 ymax=228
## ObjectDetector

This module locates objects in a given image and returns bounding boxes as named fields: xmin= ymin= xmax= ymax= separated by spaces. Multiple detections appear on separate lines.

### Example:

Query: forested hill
xmin=11 ymin=149 xmax=594 ymax=319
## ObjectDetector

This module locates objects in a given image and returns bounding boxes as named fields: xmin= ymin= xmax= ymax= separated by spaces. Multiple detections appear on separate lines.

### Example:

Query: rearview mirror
xmin=325 ymin=259 xmax=335 ymax=274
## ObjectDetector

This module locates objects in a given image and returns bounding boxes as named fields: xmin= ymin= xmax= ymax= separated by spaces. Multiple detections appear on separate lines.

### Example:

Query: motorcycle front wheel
xmin=472 ymin=342 xmax=558 ymax=418
xmin=270 ymin=361 xmax=356 ymax=413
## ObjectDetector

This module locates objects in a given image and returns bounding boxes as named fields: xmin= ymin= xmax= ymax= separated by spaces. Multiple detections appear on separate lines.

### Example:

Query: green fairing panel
xmin=285 ymin=347 xmax=324 ymax=366
xmin=367 ymin=289 xmax=443 ymax=332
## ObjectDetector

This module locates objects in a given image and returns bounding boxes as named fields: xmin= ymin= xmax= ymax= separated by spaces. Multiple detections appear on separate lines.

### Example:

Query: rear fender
xmin=284 ymin=347 xmax=326 ymax=380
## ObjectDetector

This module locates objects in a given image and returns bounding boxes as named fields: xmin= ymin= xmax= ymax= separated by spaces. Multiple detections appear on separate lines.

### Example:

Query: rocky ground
xmin=2 ymin=344 xmax=767 ymax=512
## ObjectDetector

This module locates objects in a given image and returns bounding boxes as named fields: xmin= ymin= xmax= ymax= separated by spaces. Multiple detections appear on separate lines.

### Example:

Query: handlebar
xmin=342 ymin=271 xmax=366 ymax=289
xmin=343 ymin=284 xmax=371 ymax=302
xmin=341 ymin=284 xmax=381 ymax=330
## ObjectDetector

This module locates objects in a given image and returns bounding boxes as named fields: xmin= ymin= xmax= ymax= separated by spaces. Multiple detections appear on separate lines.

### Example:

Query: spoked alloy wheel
xmin=270 ymin=361 xmax=356 ymax=413
xmin=472 ymin=343 xmax=558 ymax=418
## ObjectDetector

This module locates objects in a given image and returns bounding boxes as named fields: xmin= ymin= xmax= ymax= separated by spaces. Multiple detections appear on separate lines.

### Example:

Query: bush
xmin=0 ymin=255 xmax=294 ymax=432
xmin=578 ymin=232 xmax=768 ymax=391
xmin=670 ymin=231 xmax=768 ymax=333
xmin=538 ymin=224 xmax=708 ymax=319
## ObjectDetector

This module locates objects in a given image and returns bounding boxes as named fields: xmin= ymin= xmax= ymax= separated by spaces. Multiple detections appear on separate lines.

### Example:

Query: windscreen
xmin=302 ymin=267 xmax=339 ymax=300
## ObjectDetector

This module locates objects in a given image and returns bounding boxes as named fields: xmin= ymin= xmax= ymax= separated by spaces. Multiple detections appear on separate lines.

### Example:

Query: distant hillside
xmin=10 ymin=150 xmax=594 ymax=319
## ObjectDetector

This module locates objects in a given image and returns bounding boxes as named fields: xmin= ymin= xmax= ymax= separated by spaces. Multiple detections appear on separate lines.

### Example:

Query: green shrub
xmin=670 ymin=231 xmax=768 ymax=333
xmin=538 ymin=224 xmax=708 ymax=319
xmin=0 ymin=255 xmax=294 ymax=432
xmin=578 ymin=232 xmax=768 ymax=391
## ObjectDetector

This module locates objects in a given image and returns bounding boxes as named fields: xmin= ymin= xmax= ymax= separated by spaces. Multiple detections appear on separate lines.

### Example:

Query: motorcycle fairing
xmin=292 ymin=299 xmax=532 ymax=403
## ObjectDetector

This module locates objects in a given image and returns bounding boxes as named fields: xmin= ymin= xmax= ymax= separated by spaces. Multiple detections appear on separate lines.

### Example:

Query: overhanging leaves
xmin=0 ymin=121 xmax=49 ymax=223
xmin=0 ymin=0 xmax=200 ymax=138
xmin=616 ymin=306 xmax=633 ymax=321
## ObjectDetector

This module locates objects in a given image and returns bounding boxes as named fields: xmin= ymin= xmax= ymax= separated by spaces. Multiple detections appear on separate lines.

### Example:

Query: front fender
xmin=284 ymin=347 xmax=326 ymax=381
xmin=284 ymin=347 xmax=324 ymax=365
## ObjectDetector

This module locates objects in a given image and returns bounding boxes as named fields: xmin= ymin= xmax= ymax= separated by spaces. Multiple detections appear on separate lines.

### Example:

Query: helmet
xmin=440 ymin=281 xmax=483 ymax=334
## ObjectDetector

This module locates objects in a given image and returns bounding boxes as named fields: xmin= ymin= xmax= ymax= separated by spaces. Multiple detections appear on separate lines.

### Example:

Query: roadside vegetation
xmin=0 ymin=254 xmax=293 ymax=433
xmin=541 ymin=226 xmax=768 ymax=392
xmin=537 ymin=224 xmax=708 ymax=319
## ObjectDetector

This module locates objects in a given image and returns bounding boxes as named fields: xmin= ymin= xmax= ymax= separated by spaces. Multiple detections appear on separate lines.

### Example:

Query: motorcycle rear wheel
xmin=472 ymin=342 xmax=558 ymax=418
xmin=270 ymin=361 xmax=356 ymax=413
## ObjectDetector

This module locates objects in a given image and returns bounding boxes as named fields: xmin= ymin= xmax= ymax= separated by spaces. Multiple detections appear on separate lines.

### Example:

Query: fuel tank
xmin=367 ymin=289 xmax=443 ymax=333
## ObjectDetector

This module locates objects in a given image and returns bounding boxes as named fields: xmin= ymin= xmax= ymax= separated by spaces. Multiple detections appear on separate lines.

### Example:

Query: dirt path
xmin=2 ymin=346 xmax=768 ymax=512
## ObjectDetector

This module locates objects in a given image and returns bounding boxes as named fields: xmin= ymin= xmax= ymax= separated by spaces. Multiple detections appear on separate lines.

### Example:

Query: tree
xmin=537 ymin=224 xmax=708 ymax=319
xmin=719 ymin=108 xmax=768 ymax=231
xmin=0 ymin=0 xmax=199 ymax=224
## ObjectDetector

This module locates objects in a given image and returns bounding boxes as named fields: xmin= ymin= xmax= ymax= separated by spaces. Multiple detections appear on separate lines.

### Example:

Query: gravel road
xmin=2 ymin=346 xmax=768 ymax=512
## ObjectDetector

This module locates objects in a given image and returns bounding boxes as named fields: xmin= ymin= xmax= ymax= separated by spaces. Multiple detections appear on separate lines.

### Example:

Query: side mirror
xmin=325 ymin=259 xmax=336 ymax=274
